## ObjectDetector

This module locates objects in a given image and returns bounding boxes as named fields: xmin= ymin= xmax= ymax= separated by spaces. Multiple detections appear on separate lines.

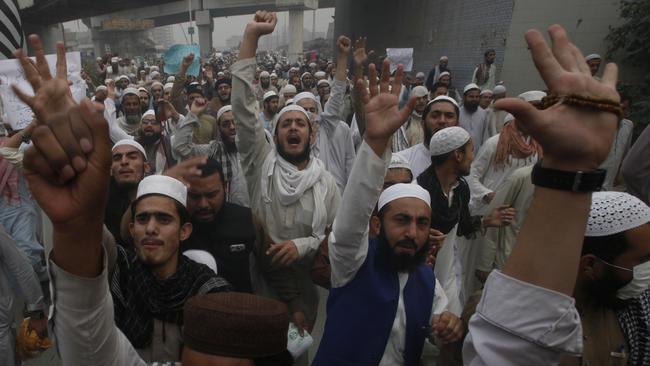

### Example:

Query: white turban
xmin=518 ymin=90 xmax=547 ymax=103
xmin=411 ymin=85 xmax=429 ymax=98
xmin=216 ymin=105 xmax=232 ymax=122
xmin=493 ymin=85 xmax=507 ymax=94
xmin=463 ymin=83 xmax=480 ymax=94
xmin=122 ymin=87 xmax=139 ymax=97
xmin=293 ymin=92 xmax=318 ymax=105
xmin=260 ymin=71 xmax=270 ymax=78
xmin=301 ymin=72 xmax=312 ymax=79
xmin=137 ymin=87 xmax=149 ymax=94
xmin=141 ymin=109 xmax=156 ymax=121
xmin=437 ymin=71 xmax=450 ymax=80
xmin=277 ymin=105 xmax=310 ymax=122
xmin=95 ymin=85 xmax=107 ymax=92
xmin=166 ymin=76 xmax=175 ymax=83
xmin=429 ymin=126 xmax=470 ymax=156
xmin=416 ymin=72 xmax=425 ymax=78
xmin=164 ymin=83 xmax=174 ymax=91
xmin=585 ymin=53 xmax=601 ymax=62
xmin=480 ymin=89 xmax=493 ymax=96
xmin=389 ymin=154 xmax=412 ymax=173
xmin=378 ymin=183 xmax=431 ymax=212
xmin=427 ymin=95 xmax=459 ymax=109
xmin=317 ymin=79 xmax=330 ymax=87
xmin=440 ymin=56 xmax=448 ymax=61
xmin=137 ymin=175 xmax=187 ymax=207
xmin=282 ymin=84 xmax=297 ymax=95
xmin=112 ymin=139 xmax=146 ymax=160
xmin=263 ymin=91 xmax=278 ymax=101
xmin=151 ymin=81 xmax=164 ymax=89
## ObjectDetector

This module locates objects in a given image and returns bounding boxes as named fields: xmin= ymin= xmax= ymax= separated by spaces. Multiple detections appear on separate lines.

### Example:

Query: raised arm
xmin=329 ymin=59 xmax=415 ymax=287
xmin=319 ymin=36 xmax=351 ymax=135
xmin=172 ymin=98 xmax=222 ymax=159
xmin=351 ymin=37 xmax=372 ymax=138
xmin=170 ymin=54 xmax=193 ymax=112
xmin=463 ymin=25 xmax=619 ymax=365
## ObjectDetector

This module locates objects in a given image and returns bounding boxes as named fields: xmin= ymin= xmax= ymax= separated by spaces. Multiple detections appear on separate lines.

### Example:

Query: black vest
xmin=183 ymin=203 xmax=256 ymax=292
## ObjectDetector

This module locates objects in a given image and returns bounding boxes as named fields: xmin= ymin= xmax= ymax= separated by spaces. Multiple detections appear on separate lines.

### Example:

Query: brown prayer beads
xmin=540 ymin=94 xmax=623 ymax=118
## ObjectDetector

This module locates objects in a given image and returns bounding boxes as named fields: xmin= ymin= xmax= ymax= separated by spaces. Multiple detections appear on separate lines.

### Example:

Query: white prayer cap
xmin=378 ymin=183 xmax=431 ymax=212
xmin=290 ymin=67 xmax=299 ymax=72
xmin=411 ymin=85 xmax=429 ymax=98
xmin=293 ymin=91 xmax=318 ymax=105
xmin=314 ymin=71 xmax=326 ymax=78
xmin=217 ymin=71 xmax=225 ymax=77
xmin=480 ymin=89 xmax=493 ymax=96
xmin=137 ymin=87 xmax=149 ymax=94
xmin=270 ymin=72 xmax=278 ymax=78
xmin=183 ymin=250 xmax=218 ymax=274
xmin=122 ymin=87 xmax=139 ymax=97
xmin=164 ymin=83 xmax=174 ymax=91
xmin=260 ymin=71 xmax=270 ymax=78
xmin=493 ymin=84 xmax=507 ymax=94
xmin=277 ymin=104 xmax=310 ymax=122
xmin=150 ymin=71 xmax=161 ymax=79
xmin=427 ymin=95 xmax=459 ymax=109
xmin=112 ymin=139 xmax=147 ymax=160
xmin=585 ymin=53 xmax=602 ymax=61
xmin=440 ymin=56 xmax=448 ymax=61
xmin=317 ymin=79 xmax=330 ymax=87
xmin=151 ymin=81 xmax=164 ymax=89
xmin=309 ymin=62 xmax=317 ymax=67
xmin=285 ymin=98 xmax=294 ymax=106
xmin=117 ymin=75 xmax=129 ymax=82
xmin=389 ymin=154 xmax=412 ymax=173
xmin=586 ymin=192 xmax=650 ymax=237
xmin=166 ymin=76 xmax=175 ymax=83
xmin=416 ymin=72 xmax=425 ymax=78
xmin=518 ymin=90 xmax=546 ymax=103
xmin=136 ymin=175 xmax=187 ymax=208
xmin=263 ymin=91 xmax=278 ymax=101
xmin=150 ymin=66 xmax=159 ymax=72
xmin=141 ymin=109 xmax=156 ymax=121
xmin=503 ymin=113 xmax=515 ymax=124
xmin=463 ymin=83 xmax=480 ymax=94
xmin=95 ymin=85 xmax=107 ymax=92
xmin=96 ymin=56 xmax=102 ymax=61
xmin=301 ymin=72 xmax=312 ymax=79
xmin=437 ymin=71 xmax=450 ymax=80
xmin=282 ymin=84 xmax=297 ymax=95
xmin=429 ymin=126 xmax=470 ymax=156
xmin=216 ymin=105 xmax=233 ymax=122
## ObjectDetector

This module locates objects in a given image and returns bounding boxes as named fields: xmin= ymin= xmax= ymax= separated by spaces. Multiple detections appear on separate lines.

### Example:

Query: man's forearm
xmin=502 ymin=187 xmax=591 ymax=295
xmin=52 ymin=221 xmax=103 ymax=278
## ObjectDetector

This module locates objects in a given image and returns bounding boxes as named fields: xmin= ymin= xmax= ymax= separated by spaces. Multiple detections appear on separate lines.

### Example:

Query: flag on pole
xmin=0 ymin=0 xmax=24 ymax=59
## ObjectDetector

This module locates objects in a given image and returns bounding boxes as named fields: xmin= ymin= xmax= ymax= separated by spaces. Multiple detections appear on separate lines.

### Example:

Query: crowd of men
xmin=0 ymin=9 xmax=649 ymax=366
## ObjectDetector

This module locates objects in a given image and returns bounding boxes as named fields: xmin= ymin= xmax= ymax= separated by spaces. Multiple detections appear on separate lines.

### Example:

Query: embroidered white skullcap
xmin=277 ymin=104 xmax=310 ymax=122
xmin=314 ymin=71 xmax=326 ymax=78
xmin=141 ymin=109 xmax=156 ymax=121
xmin=389 ymin=154 xmax=412 ymax=173
xmin=585 ymin=53 xmax=602 ymax=61
xmin=378 ymin=183 xmax=431 ymax=211
xmin=122 ymin=87 xmax=139 ymax=97
xmin=317 ymin=79 xmax=330 ymax=87
xmin=427 ymin=95 xmax=459 ymax=109
xmin=293 ymin=91 xmax=318 ymax=105
xmin=440 ymin=56 xmax=448 ymax=61
xmin=411 ymin=85 xmax=429 ymax=98
xmin=112 ymin=139 xmax=146 ymax=160
xmin=137 ymin=87 xmax=149 ymax=94
xmin=183 ymin=250 xmax=218 ymax=274
xmin=301 ymin=72 xmax=312 ymax=79
xmin=136 ymin=175 xmax=187 ymax=207
xmin=150 ymin=71 xmax=160 ymax=79
xmin=263 ymin=91 xmax=278 ymax=101
xmin=480 ymin=89 xmax=493 ymax=96
xmin=416 ymin=72 xmax=425 ymax=78
xmin=95 ymin=85 xmax=107 ymax=92
xmin=282 ymin=84 xmax=297 ymax=94
xmin=216 ymin=105 xmax=232 ymax=122
xmin=437 ymin=71 xmax=450 ymax=80
xmin=164 ymin=82 xmax=174 ymax=91
xmin=260 ymin=71 xmax=270 ymax=78
xmin=166 ymin=76 xmax=175 ymax=83
xmin=463 ymin=83 xmax=480 ymax=94
xmin=586 ymin=192 xmax=650 ymax=237
xmin=117 ymin=75 xmax=129 ymax=82
xmin=493 ymin=84 xmax=507 ymax=94
xmin=151 ymin=81 xmax=164 ymax=89
xmin=503 ymin=113 xmax=515 ymax=124
xmin=429 ymin=126 xmax=470 ymax=156
xmin=518 ymin=90 xmax=546 ymax=103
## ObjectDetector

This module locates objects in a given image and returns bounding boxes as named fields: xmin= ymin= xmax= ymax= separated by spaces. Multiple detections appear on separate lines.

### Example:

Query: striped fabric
xmin=0 ymin=0 xmax=24 ymax=59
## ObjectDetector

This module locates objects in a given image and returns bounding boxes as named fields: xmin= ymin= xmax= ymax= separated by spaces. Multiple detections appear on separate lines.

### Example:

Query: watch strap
xmin=531 ymin=162 xmax=606 ymax=192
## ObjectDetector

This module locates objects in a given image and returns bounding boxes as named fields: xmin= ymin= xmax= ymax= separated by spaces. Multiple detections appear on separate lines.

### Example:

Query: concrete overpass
xmin=19 ymin=0 xmax=334 ymax=62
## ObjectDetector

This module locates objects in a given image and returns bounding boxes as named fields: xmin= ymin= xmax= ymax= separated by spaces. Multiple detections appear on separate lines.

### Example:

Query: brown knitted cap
xmin=183 ymin=292 xmax=289 ymax=358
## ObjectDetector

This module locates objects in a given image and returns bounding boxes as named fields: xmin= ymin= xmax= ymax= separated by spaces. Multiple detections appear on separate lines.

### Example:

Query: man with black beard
xmin=259 ymin=91 xmax=279 ymax=131
xmin=173 ymin=101 xmax=250 ymax=207
xmin=137 ymin=87 xmax=150 ymax=114
xmin=255 ymin=71 xmax=278 ymax=102
xmin=459 ymin=83 xmax=490 ymax=155
xmin=116 ymin=87 xmax=143 ymax=136
xmin=209 ymin=78 xmax=231 ymax=120
xmin=136 ymin=110 xmax=175 ymax=174
xmin=313 ymin=58 xmax=462 ymax=366
xmin=472 ymin=49 xmax=497 ymax=90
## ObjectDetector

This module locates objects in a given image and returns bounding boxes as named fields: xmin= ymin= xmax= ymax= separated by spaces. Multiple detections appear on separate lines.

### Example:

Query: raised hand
xmin=12 ymin=35 xmax=76 ymax=127
xmin=180 ymin=53 xmax=195 ymax=74
xmin=190 ymin=97 xmax=208 ymax=115
xmin=337 ymin=36 xmax=352 ymax=55
xmin=352 ymin=37 xmax=375 ymax=71
xmin=357 ymin=59 xmax=416 ymax=156
xmin=245 ymin=10 xmax=277 ymax=38
xmin=164 ymin=155 xmax=208 ymax=186
xmin=494 ymin=25 xmax=619 ymax=171
xmin=105 ymin=79 xmax=116 ymax=100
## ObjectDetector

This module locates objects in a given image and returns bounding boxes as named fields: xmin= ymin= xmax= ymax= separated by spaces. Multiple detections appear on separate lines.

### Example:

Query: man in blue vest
xmin=313 ymin=57 xmax=462 ymax=365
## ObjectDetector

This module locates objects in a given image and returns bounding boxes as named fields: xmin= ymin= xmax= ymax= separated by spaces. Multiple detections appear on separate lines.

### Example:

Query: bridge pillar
xmin=196 ymin=10 xmax=213 ymax=57
xmin=288 ymin=10 xmax=304 ymax=64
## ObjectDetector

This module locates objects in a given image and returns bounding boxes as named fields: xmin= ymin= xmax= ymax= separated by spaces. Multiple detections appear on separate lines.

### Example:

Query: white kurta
xmin=395 ymin=143 xmax=431 ymax=180
xmin=459 ymin=107 xmax=490 ymax=156
xmin=599 ymin=118 xmax=633 ymax=191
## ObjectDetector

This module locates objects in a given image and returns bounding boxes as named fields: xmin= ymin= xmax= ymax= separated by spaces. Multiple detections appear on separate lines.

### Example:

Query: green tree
xmin=606 ymin=0 xmax=650 ymax=137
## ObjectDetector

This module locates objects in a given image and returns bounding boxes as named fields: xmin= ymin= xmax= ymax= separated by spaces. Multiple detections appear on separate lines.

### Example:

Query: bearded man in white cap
xmin=301 ymin=71 xmax=316 ymax=94
xmin=279 ymin=84 xmax=297 ymax=107
xmin=316 ymin=79 xmax=330 ymax=109
xmin=173 ymin=102 xmax=250 ymax=207
xmin=585 ymin=53 xmax=602 ymax=76
xmin=485 ymin=84 xmax=508 ymax=136
xmin=255 ymin=70 xmax=277 ymax=102
xmin=416 ymin=127 xmax=515 ymax=315
xmin=231 ymin=11 xmax=341 ymax=341
xmin=259 ymin=90 xmax=279 ymax=131
xmin=396 ymin=95 xmax=460 ymax=178
xmin=478 ymin=89 xmax=493 ymax=110
xmin=290 ymin=36 xmax=356 ymax=192
xmin=136 ymin=110 xmax=175 ymax=174
xmin=459 ymin=83 xmax=490 ymax=155
xmin=426 ymin=55 xmax=449 ymax=91
xmin=116 ymin=87 xmax=145 ymax=136
xmin=392 ymin=85 xmax=429 ymax=152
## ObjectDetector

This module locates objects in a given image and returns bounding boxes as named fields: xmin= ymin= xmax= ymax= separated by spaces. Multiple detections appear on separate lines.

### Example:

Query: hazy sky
xmin=64 ymin=8 xmax=335 ymax=49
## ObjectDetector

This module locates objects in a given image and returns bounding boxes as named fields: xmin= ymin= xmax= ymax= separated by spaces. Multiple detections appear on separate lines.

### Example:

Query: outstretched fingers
xmin=55 ymin=42 xmax=67 ymax=80
xmin=368 ymin=63 xmax=378 ymax=98
xmin=29 ymin=35 xmax=53 ymax=81
xmin=14 ymin=49 xmax=41 ymax=91
xmin=525 ymin=29 xmax=564 ymax=90
xmin=355 ymin=79 xmax=370 ymax=105
xmin=391 ymin=64 xmax=404 ymax=97
xmin=379 ymin=59 xmax=390 ymax=94
xmin=600 ymin=63 xmax=619 ymax=89
xmin=548 ymin=25 xmax=577 ymax=72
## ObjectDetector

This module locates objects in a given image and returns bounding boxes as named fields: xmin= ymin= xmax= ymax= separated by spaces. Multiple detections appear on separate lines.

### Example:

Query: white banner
xmin=0 ymin=52 xmax=86 ymax=130
xmin=386 ymin=48 xmax=414 ymax=73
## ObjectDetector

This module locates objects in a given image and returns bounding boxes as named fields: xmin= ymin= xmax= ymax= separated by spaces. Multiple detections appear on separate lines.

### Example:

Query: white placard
xmin=0 ymin=52 xmax=87 ymax=130
xmin=386 ymin=48 xmax=414 ymax=73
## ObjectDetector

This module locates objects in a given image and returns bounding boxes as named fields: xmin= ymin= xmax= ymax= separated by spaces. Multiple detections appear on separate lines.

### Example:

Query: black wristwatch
xmin=531 ymin=162 xmax=606 ymax=192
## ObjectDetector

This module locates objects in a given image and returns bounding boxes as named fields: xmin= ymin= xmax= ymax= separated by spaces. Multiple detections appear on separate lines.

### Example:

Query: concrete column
xmin=195 ymin=10 xmax=213 ymax=57
xmin=288 ymin=10 xmax=304 ymax=64
xmin=22 ymin=22 xmax=63 ymax=54
xmin=90 ymin=28 xmax=107 ymax=57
